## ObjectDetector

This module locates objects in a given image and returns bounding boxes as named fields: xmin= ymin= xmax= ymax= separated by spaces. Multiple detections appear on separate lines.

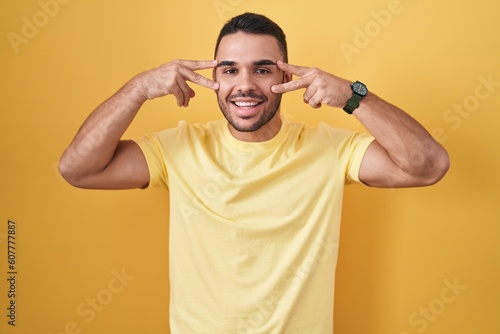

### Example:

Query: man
xmin=59 ymin=12 xmax=449 ymax=333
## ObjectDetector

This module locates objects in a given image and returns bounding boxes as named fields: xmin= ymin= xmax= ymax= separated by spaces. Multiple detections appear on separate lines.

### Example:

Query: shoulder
xmin=152 ymin=119 xmax=226 ymax=141
xmin=288 ymin=121 xmax=374 ymax=159
xmin=316 ymin=122 xmax=373 ymax=147
xmin=286 ymin=120 xmax=359 ymax=144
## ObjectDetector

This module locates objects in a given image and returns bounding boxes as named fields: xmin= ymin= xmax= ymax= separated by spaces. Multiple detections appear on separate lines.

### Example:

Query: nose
xmin=236 ymin=70 xmax=257 ymax=92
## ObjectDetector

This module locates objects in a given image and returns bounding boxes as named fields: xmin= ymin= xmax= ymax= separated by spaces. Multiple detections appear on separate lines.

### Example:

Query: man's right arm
xmin=58 ymin=59 xmax=219 ymax=190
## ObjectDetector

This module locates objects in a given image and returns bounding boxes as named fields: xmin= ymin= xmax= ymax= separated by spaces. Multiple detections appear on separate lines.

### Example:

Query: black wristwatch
xmin=343 ymin=81 xmax=368 ymax=114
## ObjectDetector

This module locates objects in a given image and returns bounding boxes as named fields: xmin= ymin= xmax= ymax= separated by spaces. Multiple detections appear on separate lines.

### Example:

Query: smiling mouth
xmin=232 ymin=101 xmax=263 ymax=108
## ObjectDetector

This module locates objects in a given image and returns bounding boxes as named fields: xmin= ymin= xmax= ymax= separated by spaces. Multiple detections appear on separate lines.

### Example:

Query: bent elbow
xmin=58 ymin=159 xmax=80 ymax=187
xmin=58 ymin=155 xmax=89 ymax=188
xmin=423 ymin=149 xmax=451 ymax=186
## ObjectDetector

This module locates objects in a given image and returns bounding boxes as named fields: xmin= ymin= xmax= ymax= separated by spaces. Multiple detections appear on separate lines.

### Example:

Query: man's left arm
xmin=271 ymin=61 xmax=450 ymax=188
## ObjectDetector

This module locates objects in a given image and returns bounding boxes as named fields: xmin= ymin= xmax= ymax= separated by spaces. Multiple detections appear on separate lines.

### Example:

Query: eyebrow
xmin=217 ymin=59 xmax=277 ymax=67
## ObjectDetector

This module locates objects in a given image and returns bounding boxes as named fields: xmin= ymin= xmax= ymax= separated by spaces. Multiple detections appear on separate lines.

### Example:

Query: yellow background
xmin=1 ymin=0 xmax=499 ymax=333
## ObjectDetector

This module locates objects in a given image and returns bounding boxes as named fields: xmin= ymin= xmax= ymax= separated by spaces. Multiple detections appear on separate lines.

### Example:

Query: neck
xmin=228 ymin=114 xmax=282 ymax=142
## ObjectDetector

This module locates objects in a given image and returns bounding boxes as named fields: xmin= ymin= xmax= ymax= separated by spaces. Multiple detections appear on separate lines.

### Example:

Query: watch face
xmin=352 ymin=81 xmax=368 ymax=96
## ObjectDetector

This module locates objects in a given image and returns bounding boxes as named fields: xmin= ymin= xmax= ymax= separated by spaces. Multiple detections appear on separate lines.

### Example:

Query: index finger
xmin=178 ymin=60 xmax=219 ymax=90
xmin=179 ymin=59 xmax=219 ymax=71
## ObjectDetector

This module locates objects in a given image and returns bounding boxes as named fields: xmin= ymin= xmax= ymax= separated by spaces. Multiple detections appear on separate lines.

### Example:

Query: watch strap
xmin=343 ymin=93 xmax=363 ymax=114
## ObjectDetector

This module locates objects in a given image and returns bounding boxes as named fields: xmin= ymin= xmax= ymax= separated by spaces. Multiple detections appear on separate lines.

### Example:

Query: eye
xmin=255 ymin=68 xmax=271 ymax=74
xmin=223 ymin=68 xmax=237 ymax=74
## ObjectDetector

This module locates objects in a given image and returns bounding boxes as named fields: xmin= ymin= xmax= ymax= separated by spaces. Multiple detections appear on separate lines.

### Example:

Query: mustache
xmin=227 ymin=92 xmax=267 ymax=101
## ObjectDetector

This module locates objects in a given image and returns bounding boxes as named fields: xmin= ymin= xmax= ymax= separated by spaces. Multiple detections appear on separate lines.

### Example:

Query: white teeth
xmin=234 ymin=101 xmax=259 ymax=107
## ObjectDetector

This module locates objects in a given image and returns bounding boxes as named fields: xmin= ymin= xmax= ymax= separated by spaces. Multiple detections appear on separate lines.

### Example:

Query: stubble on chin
xmin=217 ymin=92 xmax=283 ymax=133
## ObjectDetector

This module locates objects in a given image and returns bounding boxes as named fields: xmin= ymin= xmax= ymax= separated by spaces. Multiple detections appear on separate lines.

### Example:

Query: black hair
xmin=214 ymin=12 xmax=288 ymax=62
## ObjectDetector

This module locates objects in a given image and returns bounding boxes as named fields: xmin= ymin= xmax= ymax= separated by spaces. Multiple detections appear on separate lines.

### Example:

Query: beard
xmin=217 ymin=91 xmax=283 ymax=133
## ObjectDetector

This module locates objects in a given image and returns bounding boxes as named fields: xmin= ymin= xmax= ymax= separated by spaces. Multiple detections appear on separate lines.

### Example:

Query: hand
xmin=271 ymin=61 xmax=351 ymax=109
xmin=133 ymin=59 xmax=219 ymax=107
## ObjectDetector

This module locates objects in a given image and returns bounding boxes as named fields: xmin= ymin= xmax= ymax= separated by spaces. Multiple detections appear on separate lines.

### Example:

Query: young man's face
xmin=214 ymin=31 xmax=290 ymax=141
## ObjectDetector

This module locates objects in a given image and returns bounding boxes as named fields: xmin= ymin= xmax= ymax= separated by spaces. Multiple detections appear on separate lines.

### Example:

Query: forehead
xmin=215 ymin=31 xmax=283 ymax=63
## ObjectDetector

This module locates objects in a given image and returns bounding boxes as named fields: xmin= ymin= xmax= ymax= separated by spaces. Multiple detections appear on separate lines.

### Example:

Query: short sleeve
xmin=133 ymin=130 xmax=175 ymax=190
xmin=322 ymin=123 xmax=375 ymax=185
xmin=344 ymin=133 xmax=374 ymax=184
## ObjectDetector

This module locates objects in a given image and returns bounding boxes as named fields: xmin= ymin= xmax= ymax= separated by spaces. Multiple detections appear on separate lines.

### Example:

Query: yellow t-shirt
xmin=135 ymin=118 xmax=374 ymax=334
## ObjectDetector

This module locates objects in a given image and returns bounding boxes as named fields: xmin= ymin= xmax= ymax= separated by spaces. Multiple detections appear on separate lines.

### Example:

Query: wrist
xmin=123 ymin=77 xmax=148 ymax=105
xmin=343 ymin=81 xmax=368 ymax=114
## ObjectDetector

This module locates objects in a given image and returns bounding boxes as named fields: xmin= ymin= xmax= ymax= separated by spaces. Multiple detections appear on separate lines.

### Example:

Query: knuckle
xmin=168 ymin=59 xmax=180 ymax=68
xmin=168 ymin=62 xmax=181 ymax=72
